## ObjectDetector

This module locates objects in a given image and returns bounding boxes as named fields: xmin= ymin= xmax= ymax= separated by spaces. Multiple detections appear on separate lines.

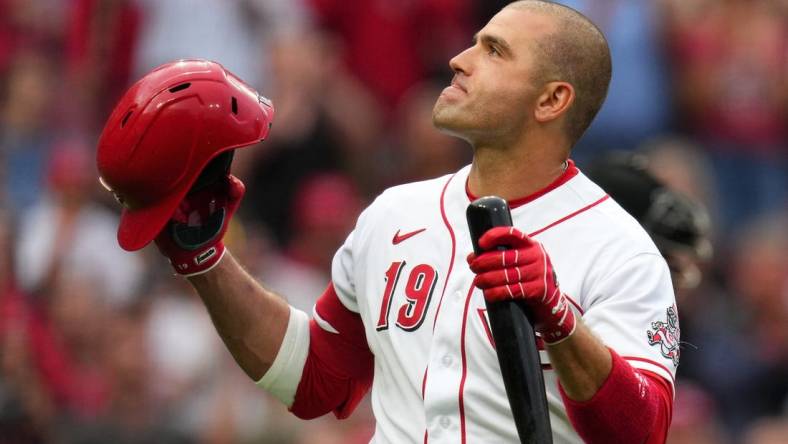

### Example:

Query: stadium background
xmin=0 ymin=0 xmax=785 ymax=442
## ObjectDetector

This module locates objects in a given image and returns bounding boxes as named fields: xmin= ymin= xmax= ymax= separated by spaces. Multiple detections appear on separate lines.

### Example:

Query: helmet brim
xmin=116 ymin=183 xmax=191 ymax=251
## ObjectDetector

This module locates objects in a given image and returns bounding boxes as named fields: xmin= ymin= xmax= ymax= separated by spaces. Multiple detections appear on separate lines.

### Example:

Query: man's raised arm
xmin=96 ymin=59 xmax=372 ymax=418
xmin=188 ymin=252 xmax=290 ymax=380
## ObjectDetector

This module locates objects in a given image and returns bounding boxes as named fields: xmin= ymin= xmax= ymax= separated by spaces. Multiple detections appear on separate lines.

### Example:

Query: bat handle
xmin=467 ymin=196 xmax=553 ymax=444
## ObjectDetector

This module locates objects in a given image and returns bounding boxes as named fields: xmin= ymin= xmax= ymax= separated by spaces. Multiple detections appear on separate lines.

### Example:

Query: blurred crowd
xmin=0 ymin=0 xmax=785 ymax=443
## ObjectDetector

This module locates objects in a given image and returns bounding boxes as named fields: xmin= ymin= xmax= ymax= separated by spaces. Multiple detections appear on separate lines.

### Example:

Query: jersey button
xmin=454 ymin=291 xmax=463 ymax=301
xmin=439 ymin=416 xmax=451 ymax=429
xmin=441 ymin=354 xmax=453 ymax=367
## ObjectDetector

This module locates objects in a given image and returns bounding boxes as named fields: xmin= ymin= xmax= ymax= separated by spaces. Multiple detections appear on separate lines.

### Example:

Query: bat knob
xmin=467 ymin=196 xmax=513 ymax=255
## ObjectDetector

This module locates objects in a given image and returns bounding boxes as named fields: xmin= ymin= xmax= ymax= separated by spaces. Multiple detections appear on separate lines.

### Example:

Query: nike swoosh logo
xmin=392 ymin=228 xmax=427 ymax=245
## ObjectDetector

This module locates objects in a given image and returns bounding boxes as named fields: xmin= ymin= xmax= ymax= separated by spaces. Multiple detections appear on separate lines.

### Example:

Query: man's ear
xmin=534 ymin=81 xmax=574 ymax=123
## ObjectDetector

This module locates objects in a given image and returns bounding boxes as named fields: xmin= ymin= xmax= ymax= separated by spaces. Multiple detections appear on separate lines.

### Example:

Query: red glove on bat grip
xmin=155 ymin=175 xmax=245 ymax=276
xmin=468 ymin=226 xmax=577 ymax=344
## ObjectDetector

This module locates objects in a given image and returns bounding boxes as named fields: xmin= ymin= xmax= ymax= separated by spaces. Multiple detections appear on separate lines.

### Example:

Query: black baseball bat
xmin=467 ymin=196 xmax=552 ymax=444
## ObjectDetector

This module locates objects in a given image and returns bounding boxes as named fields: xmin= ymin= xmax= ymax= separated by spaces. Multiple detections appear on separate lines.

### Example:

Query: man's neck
xmin=467 ymin=139 xmax=569 ymax=201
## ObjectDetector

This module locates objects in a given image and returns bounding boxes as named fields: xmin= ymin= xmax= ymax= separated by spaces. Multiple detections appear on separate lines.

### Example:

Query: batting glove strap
xmin=535 ymin=290 xmax=576 ymax=344
xmin=164 ymin=242 xmax=227 ymax=277
xmin=469 ymin=226 xmax=577 ymax=344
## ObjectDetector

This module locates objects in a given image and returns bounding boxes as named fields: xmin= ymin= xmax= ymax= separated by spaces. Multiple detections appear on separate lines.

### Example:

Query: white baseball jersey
xmin=262 ymin=161 xmax=679 ymax=443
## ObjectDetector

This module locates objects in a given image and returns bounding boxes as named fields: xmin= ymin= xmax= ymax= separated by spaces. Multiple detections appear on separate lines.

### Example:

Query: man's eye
xmin=488 ymin=46 xmax=501 ymax=56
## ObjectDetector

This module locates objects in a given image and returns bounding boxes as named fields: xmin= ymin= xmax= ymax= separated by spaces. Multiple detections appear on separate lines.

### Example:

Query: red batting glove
xmin=155 ymin=175 xmax=245 ymax=276
xmin=468 ymin=227 xmax=577 ymax=344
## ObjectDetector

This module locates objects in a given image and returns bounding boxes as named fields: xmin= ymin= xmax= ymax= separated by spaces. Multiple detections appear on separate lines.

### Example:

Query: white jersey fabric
xmin=268 ymin=162 xmax=679 ymax=443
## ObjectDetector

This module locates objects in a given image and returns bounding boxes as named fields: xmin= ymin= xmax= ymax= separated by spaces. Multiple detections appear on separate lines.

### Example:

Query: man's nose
xmin=449 ymin=46 xmax=473 ymax=75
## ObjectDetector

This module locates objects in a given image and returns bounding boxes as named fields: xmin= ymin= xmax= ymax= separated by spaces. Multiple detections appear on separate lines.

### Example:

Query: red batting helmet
xmin=96 ymin=59 xmax=274 ymax=251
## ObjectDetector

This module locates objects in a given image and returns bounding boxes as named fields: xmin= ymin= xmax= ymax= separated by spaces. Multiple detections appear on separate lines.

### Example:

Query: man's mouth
xmin=450 ymin=77 xmax=468 ymax=93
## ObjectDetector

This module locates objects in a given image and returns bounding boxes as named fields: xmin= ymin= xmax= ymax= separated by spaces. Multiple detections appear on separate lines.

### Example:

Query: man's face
xmin=432 ymin=7 xmax=554 ymax=144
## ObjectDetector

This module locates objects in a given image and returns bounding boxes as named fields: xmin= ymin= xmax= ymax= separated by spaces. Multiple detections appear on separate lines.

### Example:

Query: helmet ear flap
xmin=190 ymin=150 xmax=235 ymax=194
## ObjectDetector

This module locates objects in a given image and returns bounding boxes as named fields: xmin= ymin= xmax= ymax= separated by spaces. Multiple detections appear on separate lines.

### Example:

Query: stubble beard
xmin=432 ymin=96 xmax=473 ymax=141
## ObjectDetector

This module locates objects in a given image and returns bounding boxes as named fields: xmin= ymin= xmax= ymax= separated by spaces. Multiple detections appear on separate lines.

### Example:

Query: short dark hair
xmin=507 ymin=1 xmax=612 ymax=145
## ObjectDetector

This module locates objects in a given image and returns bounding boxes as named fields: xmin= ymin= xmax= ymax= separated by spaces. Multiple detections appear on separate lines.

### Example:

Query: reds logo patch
xmin=647 ymin=305 xmax=680 ymax=366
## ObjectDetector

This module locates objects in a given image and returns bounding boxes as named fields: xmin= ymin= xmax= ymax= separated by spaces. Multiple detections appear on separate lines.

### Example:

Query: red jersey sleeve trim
xmin=623 ymin=355 xmax=676 ymax=389
xmin=289 ymin=284 xmax=374 ymax=420
xmin=559 ymin=348 xmax=673 ymax=444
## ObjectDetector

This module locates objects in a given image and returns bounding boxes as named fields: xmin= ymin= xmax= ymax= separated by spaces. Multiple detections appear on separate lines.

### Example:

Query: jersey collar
xmin=464 ymin=159 xmax=579 ymax=209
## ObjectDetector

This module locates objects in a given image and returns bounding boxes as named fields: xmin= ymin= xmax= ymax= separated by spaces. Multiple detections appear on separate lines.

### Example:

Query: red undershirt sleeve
xmin=290 ymin=283 xmax=375 ymax=420
xmin=559 ymin=348 xmax=673 ymax=444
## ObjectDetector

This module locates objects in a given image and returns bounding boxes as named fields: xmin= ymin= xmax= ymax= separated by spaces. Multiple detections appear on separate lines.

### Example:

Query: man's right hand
xmin=155 ymin=175 xmax=245 ymax=276
xmin=467 ymin=226 xmax=577 ymax=345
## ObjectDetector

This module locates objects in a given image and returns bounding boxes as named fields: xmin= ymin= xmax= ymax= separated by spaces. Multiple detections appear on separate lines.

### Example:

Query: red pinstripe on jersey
xmin=529 ymin=195 xmax=610 ymax=237
xmin=423 ymin=173 xmax=458 ymax=443
xmin=457 ymin=283 xmax=477 ymax=444
xmin=431 ymin=173 xmax=458 ymax=331
xmin=477 ymin=308 xmax=495 ymax=349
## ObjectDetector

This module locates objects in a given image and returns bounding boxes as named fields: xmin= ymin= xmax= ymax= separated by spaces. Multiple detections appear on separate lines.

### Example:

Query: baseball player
xmin=97 ymin=2 xmax=676 ymax=443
